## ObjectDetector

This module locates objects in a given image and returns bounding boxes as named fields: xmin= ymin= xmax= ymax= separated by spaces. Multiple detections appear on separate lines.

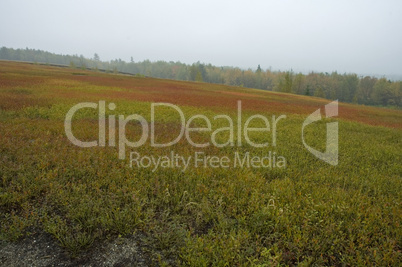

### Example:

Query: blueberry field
xmin=0 ymin=61 xmax=401 ymax=266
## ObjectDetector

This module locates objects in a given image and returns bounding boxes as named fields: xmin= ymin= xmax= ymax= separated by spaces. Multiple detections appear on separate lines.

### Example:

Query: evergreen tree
xmin=256 ymin=64 xmax=262 ymax=73
xmin=0 ymin=46 xmax=400 ymax=107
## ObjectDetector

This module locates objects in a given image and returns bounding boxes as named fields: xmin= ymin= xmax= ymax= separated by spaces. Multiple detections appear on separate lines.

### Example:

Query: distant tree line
xmin=1 ymin=47 xmax=400 ymax=107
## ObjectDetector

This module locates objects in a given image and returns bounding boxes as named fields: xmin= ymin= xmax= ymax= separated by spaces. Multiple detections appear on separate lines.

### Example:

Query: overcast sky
xmin=1 ymin=0 xmax=401 ymax=75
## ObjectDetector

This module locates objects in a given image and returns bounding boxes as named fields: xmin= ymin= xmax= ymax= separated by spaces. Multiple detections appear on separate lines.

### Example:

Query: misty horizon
xmin=1 ymin=0 xmax=401 ymax=78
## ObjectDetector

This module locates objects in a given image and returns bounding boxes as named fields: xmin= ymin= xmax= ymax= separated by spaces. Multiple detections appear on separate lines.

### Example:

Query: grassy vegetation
xmin=0 ymin=61 xmax=401 ymax=265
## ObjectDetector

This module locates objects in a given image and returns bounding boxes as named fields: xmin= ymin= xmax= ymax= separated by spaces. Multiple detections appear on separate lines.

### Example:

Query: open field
xmin=0 ymin=61 xmax=401 ymax=266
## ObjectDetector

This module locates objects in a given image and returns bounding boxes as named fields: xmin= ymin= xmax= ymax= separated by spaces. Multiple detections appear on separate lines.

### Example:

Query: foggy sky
xmin=1 ymin=0 xmax=401 ymax=76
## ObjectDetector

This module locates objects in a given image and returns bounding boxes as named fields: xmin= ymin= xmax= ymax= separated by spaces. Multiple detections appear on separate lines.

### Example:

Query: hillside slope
xmin=0 ymin=61 xmax=401 ymax=266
